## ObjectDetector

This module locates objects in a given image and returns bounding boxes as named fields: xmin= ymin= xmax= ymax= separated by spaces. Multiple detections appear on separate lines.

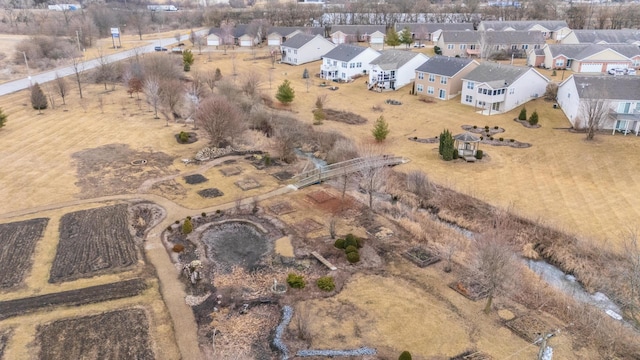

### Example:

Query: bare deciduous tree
xmin=619 ymin=230 xmax=640 ymax=324
xmin=54 ymin=73 xmax=68 ymax=105
xmin=357 ymin=146 xmax=388 ymax=209
xmin=159 ymin=78 xmax=184 ymax=122
xmin=144 ymin=77 xmax=161 ymax=119
xmin=579 ymin=91 xmax=611 ymax=141
xmin=196 ymin=96 xmax=244 ymax=147
xmin=241 ymin=71 xmax=262 ymax=99
xmin=406 ymin=170 xmax=434 ymax=204
xmin=69 ymin=54 xmax=85 ymax=99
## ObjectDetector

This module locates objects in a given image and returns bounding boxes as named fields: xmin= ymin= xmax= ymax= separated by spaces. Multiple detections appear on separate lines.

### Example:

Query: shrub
xmin=372 ymin=115 xmax=390 ymax=142
xmin=399 ymin=351 xmax=412 ymax=360
xmin=480 ymin=136 xmax=483 ymax=140
xmin=346 ymin=251 xmax=360 ymax=263
xmin=167 ymin=226 xmax=173 ymax=232
xmin=518 ymin=107 xmax=527 ymax=120
xmin=216 ymin=209 xmax=221 ymax=214
xmin=452 ymin=151 xmax=459 ymax=159
xmin=175 ymin=220 xmax=180 ymax=224
xmin=499 ymin=137 xmax=504 ymax=141
xmin=473 ymin=125 xmax=477 ymax=129
xmin=475 ymin=150 xmax=484 ymax=160
xmin=484 ymin=125 xmax=489 ymax=130
xmin=356 ymin=237 xmax=364 ymax=248
xmin=287 ymin=273 xmax=306 ymax=289
xmin=316 ymin=276 xmax=335 ymax=292
xmin=552 ymin=70 xmax=557 ymax=76
xmin=201 ymin=212 xmax=207 ymax=217
xmin=264 ymin=154 xmax=271 ymax=166
xmin=489 ymin=137 xmax=494 ymax=141
xmin=439 ymin=129 xmax=454 ymax=161
xmin=172 ymin=244 xmax=185 ymax=253
xmin=183 ymin=63 xmax=191 ymax=72
xmin=179 ymin=131 xmax=189 ymax=143
xmin=510 ymin=139 xmax=515 ymax=142
xmin=345 ymin=245 xmax=358 ymax=254
xmin=494 ymin=126 xmax=499 ymax=129
xmin=182 ymin=217 xmax=193 ymax=235
xmin=187 ymin=216 xmax=192 ymax=220
xmin=344 ymin=234 xmax=358 ymax=248
xmin=529 ymin=110 xmax=539 ymax=125
xmin=334 ymin=238 xmax=346 ymax=249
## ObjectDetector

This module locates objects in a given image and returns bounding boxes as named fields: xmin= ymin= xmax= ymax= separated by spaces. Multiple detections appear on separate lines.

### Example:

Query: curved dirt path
xmin=0 ymin=185 xmax=296 ymax=360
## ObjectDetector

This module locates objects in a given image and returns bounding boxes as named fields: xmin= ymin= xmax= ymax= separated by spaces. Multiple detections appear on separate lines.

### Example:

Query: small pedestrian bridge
xmin=291 ymin=155 xmax=409 ymax=189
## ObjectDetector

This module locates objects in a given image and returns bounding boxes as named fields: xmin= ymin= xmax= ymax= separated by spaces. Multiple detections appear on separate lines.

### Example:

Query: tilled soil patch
xmin=50 ymin=204 xmax=139 ymax=283
xmin=0 ymin=278 xmax=147 ymax=320
xmin=0 ymin=218 xmax=48 ymax=289
xmin=198 ymin=188 xmax=224 ymax=198
xmin=202 ymin=222 xmax=270 ymax=272
xmin=184 ymin=174 xmax=208 ymax=185
xmin=37 ymin=308 xmax=153 ymax=360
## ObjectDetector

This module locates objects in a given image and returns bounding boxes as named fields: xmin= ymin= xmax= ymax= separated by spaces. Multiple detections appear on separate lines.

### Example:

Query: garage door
xmin=268 ymin=39 xmax=280 ymax=46
xmin=580 ymin=63 xmax=603 ymax=73
xmin=606 ymin=63 xmax=628 ymax=71
xmin=240 ymin=40 xmax=252 ymax=47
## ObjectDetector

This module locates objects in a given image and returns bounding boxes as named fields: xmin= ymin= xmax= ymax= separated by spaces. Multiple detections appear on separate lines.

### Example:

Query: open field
xmin=0 ymin=218 xmax=48 ymax=289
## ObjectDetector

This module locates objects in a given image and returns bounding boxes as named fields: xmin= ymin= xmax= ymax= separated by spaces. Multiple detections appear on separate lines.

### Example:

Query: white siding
xmin=207 ymin=34 xmax=220 ymax=46
xmin=395 ymin=54 xmax=429 ymax=89
xmin=560 ymin=31 xmax=580 ymax=44
xmin=283 ymin=35 xmax=336 ymax=66
xmin=557 ymin=76 xmax=580 ymax=127
xmin=503 ymin=69 xmax=548 ymax=112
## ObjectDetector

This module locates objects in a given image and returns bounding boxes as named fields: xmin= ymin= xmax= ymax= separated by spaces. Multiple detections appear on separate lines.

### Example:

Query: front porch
xmin=610 ymin=111 xmax=640 ymax=136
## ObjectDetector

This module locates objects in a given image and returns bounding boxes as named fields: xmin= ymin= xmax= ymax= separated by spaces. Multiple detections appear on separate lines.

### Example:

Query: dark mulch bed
xmin=184 ymin=174 xmax=208 ymax=184
xmin=513 ymin=118 xmax=541 ymax=128
xmin=197 ymin=188 xmax=224 ymax=198
xmin=222 ymin=159 xmax=237 ymax=165
xmin=272 ymin=171 xmax=294 ymax=181
xmin=408 ymin=136 xmax=438 ymax=144
xmin=408 ymin=136 xmax=531 ymax=148
xmin=324 ymin=108 xmax=368 ymax=125
xmin=461 ymin=125 xmax=505 ymax=135
xmin=403 ymin=247 xmax=440 ymax=268
xmin=175 ymin=132 xmax=198 ymax=144
xmin=268 ymin=201 xmax=295 ymax=215
xmin=449 ymin=280 xmax=488 ymax=301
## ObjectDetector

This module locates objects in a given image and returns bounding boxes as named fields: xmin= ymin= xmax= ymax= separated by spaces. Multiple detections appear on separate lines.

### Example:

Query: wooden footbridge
xmin=291 ymin=155 xmax=409 ymax=189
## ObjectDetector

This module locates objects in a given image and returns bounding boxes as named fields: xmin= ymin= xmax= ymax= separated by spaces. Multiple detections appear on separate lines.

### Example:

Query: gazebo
xmin=453 ymin=132 xmax=481 ymax=160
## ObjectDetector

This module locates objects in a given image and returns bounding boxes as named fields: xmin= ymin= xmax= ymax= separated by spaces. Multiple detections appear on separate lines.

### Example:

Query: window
xmin=555 ymin=59 xmax=564 ymax=67
xmin=469 ymin=44 xmax=476 ymax=50
xmin=511 ymin=45 xmax=518 ymax=50
xmin=428 ymin=74 xmax=435 ymax=82
xmin=482 ymin=89 xmax=488 ymax=95
xmin=341 ymin=72 xmax=346 ymax=79
xmin=509 ymin=88 xmax=515 ymax=94
xmin=342 ymin=62 xmax=347 ymax=68
xmin=349 ymin=63 xmax=354 ymax=68
xmin=447 ymin=44 xmax=454 ymax=50
xmin=332 ymin=60 xmax=337 ymax=66
xmin=357 ymin=62 xmax=362 ymax=68
xmin=417 ymin=84 xmax=424 ymax=92
xmin=534 ymin=44 xmax=541 ymax=49
xmin=465 ymin=95 xmax=473 ymax=103
xmin=439 ymin=89 xmax=446 ymax=99
xmin=391 ymin=70 xmax=396 ymax=77
xmin=287 ymin=49 xmax=291 ymax=53
xmin=427 ymin=86 xmax=434 ymax=94
xmin=478 ymin=101 xmax=486 ymax=106
xmin=633 ymin=60 xmax=640 ymax=67
xmin=467 ymin=82 xmax=474 ymax=90
xmin=477 ymin=87 xmax=482 ymax=94
xmin=418 ymin=72 xmax=424 ymax=80
xmin=325 ymin=59 xmax=330 ymax=65
xmin=522 ymin=44 xmax=528 ymax=50
xmin=294 ymin=50 xmax=297 ymax=54
xmin=440 ymin=76 xmax=448 ymax=85
xmin=618 ymin=102 xmax=632 ymax=114
xmin=460 ymin=44 xmax=466 ymax=49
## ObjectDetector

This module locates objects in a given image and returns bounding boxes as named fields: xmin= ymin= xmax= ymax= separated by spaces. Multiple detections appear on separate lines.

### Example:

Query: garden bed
xmin=504 ymin=315 xmax=551 ymax=342
xmin=175 ymin=131 xmax=198 ymax=144
xmin=201 ymin=222 xmax=270 ymax=272
xmin=514 ymin=118 xmax=541 ymax=128
xmin=272 ymin=171 xmax=294 ymax=181
xmin=219 ymin=166 xmax=242 ymax=177
xmin=50 ymin=204 xmax=139 ymax=283
xmin=307 ymin=190 xmax=335 ymax=204
xmin=235 ymin=178 xmax=262 ymax=191
xmin=36 ymin=308 xmax=153 ymax=360
xmin=184 ymin=174 xmax=208 ymax=184
xmin=197 ymin=188 xmax=224 ymax=198
xmin=268 ymin=201 xmax=295 ymax=215
xmin=324 ymin=108 xmax=368 ymax=125
xmin=0 ymin=218 xmax=48 ymax=289
xmin=448 ymin=280 xmax=488 ymax=301
xmin=461 ymin=125 xmax=505 ymax=136
xmin=450 ymin=350 xmax=493 ymax=360
xmin=403 ymin=247 xmax=441 ymax=268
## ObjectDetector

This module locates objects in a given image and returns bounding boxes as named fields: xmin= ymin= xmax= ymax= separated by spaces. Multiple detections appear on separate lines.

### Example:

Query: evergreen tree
xmin=385 ymin=28 xmax=401 ymax=48
xmin=518 ymin=107 xmax=527 ymax=120
xmin=0 ymin=108 xmax=7 ymax=129
xmin=30 ymin=83 xmax=47 ymax=114
xmin=439 ymin=129 xmax=455 ymax=161
xmin=275 ymin=79 xmax=295 ymax=105
xmin=313 ymin=108 xmax=325 ymax=125
xmin=400 ymin=27 xmax=413 ymax=48
xmin=372 ymin=115 xmax=390 ymax=142
xmin=183 ymin=49 xmax=194 ymax=66
xmin=399 ymin=351 xmax=412 ymax=360
xmin=182 ymin=217 xmax=193 ymax=235
xmin=434 ymin=45 xmax=442 ymax=55
xmin=302 ymin=68 xmax=309 ymax=79
xmin=529 ymin=110 xmax=539 ymax=125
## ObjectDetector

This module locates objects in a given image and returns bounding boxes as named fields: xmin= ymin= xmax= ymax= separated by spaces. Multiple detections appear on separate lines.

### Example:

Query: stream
xmin=294 ymin=148 xmax=327 ymax=170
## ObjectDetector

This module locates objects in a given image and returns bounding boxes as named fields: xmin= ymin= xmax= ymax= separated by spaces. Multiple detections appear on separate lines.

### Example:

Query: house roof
xmin=483 ymin=30 xmax=545 ymax=44
xmin=570 ymin=74 xmax=640 ymax=100
xmin=532 ymin=48 xmax=544 ymax=56
xmin=463 ymin=62 xmax=532 ymax=88
xmin=548 ymin=43 xmax=640 ymax=60
xmin=268 ymin=27 xmax=324 ymax=37
xmin=571 ymin=29 xmax=640 ymax=44
xmin=397 ymin=22 xmax=474 ymax=33
xmin=323 ymin=44 xmax=372 ymax=62
xmin=480 ymin=20 xmax=568 ymax=31
xmin=281 ymin=34 xmax=319 ymax=49
xmin=415 ymin=56 xmax=475 ymax=77
xmin=329 ymin=25 xmax=387 ymax=35
xmin=370 ymin=50 xmax=425 ymax=70
xmin=440 ymin=30 xmax=480 ymax=43
xmin=454 ymin=132 xmax=480 ymax=142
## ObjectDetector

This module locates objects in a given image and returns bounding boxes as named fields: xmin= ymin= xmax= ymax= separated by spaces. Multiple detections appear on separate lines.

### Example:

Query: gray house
xmin=478 ymin=20 xmax=570 ymax=40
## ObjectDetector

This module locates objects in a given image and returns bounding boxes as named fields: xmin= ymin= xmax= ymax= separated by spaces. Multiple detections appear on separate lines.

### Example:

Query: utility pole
xmin=22 ymin=51 xmax=31 ymax=87
xmin=76 ymin=30 xmax=81 ymax=52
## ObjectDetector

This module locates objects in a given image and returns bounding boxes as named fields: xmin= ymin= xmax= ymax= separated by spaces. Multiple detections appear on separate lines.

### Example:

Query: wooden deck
xmin=311 ymin=251 xmax=337 ymax=271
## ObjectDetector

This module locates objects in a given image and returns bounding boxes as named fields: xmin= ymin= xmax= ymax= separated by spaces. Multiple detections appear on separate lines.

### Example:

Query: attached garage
xmin=580 ymin=63 xmax=603 ymax=73
xmin=239 ymin=35 xmax=256 ymax=47
xmin=606 ymin=63 xmax=628 ymax=71
xmin=268 ymin=38 xmax=280 ymax=46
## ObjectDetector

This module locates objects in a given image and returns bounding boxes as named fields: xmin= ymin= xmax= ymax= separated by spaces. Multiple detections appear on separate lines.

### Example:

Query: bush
xmin=510 ymin=139 xmax=515 ymax=142
xmin=264 ymin=154 xmax=271 ymax=166
xmin=179 ymin=131 xmax=189 ymax=143
xmin=184 ymin=63 xmax=191 ymax=72
xmin=287 ymin=273 xmax=306 ymax=289
xmin=475 ymin=150 xmax=484 ymax=160
xmin=167 ymin=226 xmax=173 ymax=232
xmin=201 ymin=212 xmax=207 ymax=217
xmin=494 ymin=126 xmax=499 ymax=129
xmin=182 ymin=217 xmax=193 ymax=235
xmin=175 ymin=220 xmax=180 ymax=224
xmin=499 ymin=137 xmax=504 ymax=141
xmin=216 ymin=209 xmax=221 ymax=214
xmin=316 ymin=276 xmax=335 ymax=292
xmin=473 ymin=125 xmax=477 ymax=129
xmin=334 ymin=238 xmax=346 ymax=249
xmin=452 ymin=151 xmax=459 ymax=159
xmin=356 ymin=237 xmax=364 ymax=248
xmin=346 ymin=251 xmax=360 ymax=263
xmin=345 ymin=245 xmax=358 ymax=254
xmin=344 ymin=234 xmax=358 ymax=248
xmin=518 ymin=107 xmax=527 ymax=120
xmin=172 ymin=244 xmax=185 ymax=253
xmin=484 ymin=125 xmax=489 ymax=130
xmin=552 ymin=70 xmax=557 ymax=76
xmin=399 ymin=351 xmax=412 ymax=360
xmin=529 ymin=111 xmax=539 ymax=125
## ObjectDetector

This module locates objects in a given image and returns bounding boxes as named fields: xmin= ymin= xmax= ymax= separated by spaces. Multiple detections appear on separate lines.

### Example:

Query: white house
xmin=207 ymin=33 xmax=221 ymax=46
xmin=561 ymin=29 xmax=640 ymax=45
xmin=320 ymin=44 xmax=380 ymax=81
xmin=557 ymin=74 xmax=640 ymax=135
xmin=460 ymin=62 xmax=549 ymax=115
xmin=369 ymin=31 xmax=386 ymax=49
xmin=280 ymin=34 xmax=336 ymax=66
xmin=368 ymin=50 xmax=429 ymax=91
xmin=239 ymin=33 xmax=259 ymax=47
xmin=478 ymin=20 xmax=571 ymax=40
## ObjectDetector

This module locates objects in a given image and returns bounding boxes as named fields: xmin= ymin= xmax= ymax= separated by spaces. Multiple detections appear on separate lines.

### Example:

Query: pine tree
xmin=372 ymin=115 xmax=390 ymax=142
xmin=182 ymin=217 xmax=193 ymax=235
xmin=439 ymin=129 xmax=455 ymax=161
xmin=385 ymin=28 xmax=401 ymax=48
xmin=518 ymin=107 xmax=527 ymax=120
xmin=400 ymin=27 xmax=413 ymax=48
xmin=529 ymin=110 xmax=539 ymax=125
xmin=302 ymin=68 xmax=309 ymax=79
xmin=276 ymin=79 xmax=295 ymax=105
xmin=313 ymin=108 xmax=325 ymax=125
xmin=399 ymin=351 xmax=412 ymax=360
xmin=30 ymin=83 xmax=47 ymax=114
xmin=0 ymin=108 xmax=7 ymax=129
xmin=183 ymin=49 xmax=194 ymax=66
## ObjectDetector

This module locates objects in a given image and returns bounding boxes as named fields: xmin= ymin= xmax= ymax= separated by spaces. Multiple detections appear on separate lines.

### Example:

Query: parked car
xmin=154 ymin=46 xmax=168 ymax=52
xmin=625 ymin=68 xmax=636 ymax=75
xmin=413 ymin=43 xmax=426 ymax=48
xmin=171 ymin=47 xmax=183 ymax=53
xmin=607 ymin=68 xmax=625 ymax=75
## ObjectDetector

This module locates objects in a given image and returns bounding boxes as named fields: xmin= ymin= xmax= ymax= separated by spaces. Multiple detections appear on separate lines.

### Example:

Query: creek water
xmin=294 ymin=148 xmax=327 ymax=170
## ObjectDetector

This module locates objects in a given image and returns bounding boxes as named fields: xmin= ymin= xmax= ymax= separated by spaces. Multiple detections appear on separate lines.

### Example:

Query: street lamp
xmin=22 ymin=51 xmax=31 ymax=87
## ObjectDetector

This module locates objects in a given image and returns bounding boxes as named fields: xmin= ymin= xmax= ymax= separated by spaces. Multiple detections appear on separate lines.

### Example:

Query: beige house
xmin=436 ymin=31 xmax=480 ymax=57
xmin=414 ymin=56 xmax=479 ymax=100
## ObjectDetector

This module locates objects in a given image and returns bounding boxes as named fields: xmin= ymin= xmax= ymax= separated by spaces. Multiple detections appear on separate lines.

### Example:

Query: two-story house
xmin=368 ymin=50 xmax=429 ymax=91
xmin=480 ymin=31 xmax=545 ymax=59
xmin=414 ymin=56 xmax=479 ymax=100
xmin=320 ymin=44 xmax=380 ymax=81
xmin=561 ymin=29 xmax=640 ymax=46
xmin=557 ymin=74 xmax=640 ymax=135
xmin=478 ymin=20 xmax=571 ymax=40
xmin=460 ymin=62 xmax=549 ymax=115
xmin=397 ymin=23 xmax=474 ymax=43
xmin=531 ymin=43 xmax=640 ymax=73
xmin=281 ymin=34 xmax=336 ymax=66
xmin=436 ymin=31 xmax=481 ymax=57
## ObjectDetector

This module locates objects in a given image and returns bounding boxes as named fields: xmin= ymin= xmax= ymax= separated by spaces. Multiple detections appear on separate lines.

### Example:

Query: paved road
xmin=0 ymin=30 xmax=209 ymax=97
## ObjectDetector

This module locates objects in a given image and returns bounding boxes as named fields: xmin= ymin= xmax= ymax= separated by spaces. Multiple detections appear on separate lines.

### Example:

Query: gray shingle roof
xmin=281 ymin=34 xmax=319 ymax=49
xmin=572 ymin=29 xmax=640 ymax=44
xmin=571 ymin=74 xmax=640 ymax=100
xmin=463 ymin=62 xmax=533 ymax=88
xmin=483 ymin=30 xmax=545 ymax=44
xmin=322 ymin=44 xmax=371 ymax=62
xmin=415 ymin=56 xmax=475 ymax=77
xmin=440 ymin=30 xmax=480 ymax=43
xmin=548 ymin=43 xmax=640 ymax=60
xmin=454 ymin=132 xmax=481 ymax=142
xmin=268 ymin=27 xmax=324 ymax=37
xmin=533 ymin=48 xmax=544 ymax=56
xmin=397 ymin=23 xmax=474 ymax=33
xmin=329 ymin=25 xmax=387 ymax=35
xmin=480 ymin=20 xmax=568 ymax=31
xmin=370 ymin=50 xmax=425 ymax=70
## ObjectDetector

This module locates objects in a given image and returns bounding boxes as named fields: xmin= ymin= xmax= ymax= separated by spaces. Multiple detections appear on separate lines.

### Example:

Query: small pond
xmin=201 ymin=222 xmax=269 ymax=271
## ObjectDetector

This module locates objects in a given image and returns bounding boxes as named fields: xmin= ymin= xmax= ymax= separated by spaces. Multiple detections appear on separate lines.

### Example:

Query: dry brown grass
xmin=324 ymin=108 xmax=368 ymax=125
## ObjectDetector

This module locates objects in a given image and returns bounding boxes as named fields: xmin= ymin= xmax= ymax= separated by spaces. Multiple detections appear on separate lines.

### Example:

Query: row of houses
xmin=528 ymin=43 xmax=640 ymax=73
